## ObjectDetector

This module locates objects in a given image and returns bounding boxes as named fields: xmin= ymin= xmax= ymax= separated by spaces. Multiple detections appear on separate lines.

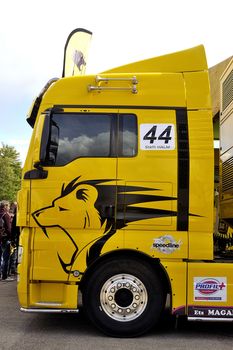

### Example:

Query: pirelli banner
xmin=62 ymin=28 xmax=92 ymax=77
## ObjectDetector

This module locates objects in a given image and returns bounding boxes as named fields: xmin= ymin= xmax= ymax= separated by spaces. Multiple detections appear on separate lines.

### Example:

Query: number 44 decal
xmin=140 ymin=124 xmax=175 ymax=150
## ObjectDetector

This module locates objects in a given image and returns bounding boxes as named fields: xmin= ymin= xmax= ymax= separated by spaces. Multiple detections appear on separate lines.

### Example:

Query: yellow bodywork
xmin=18 ymin=45 xmax=233 ymax=320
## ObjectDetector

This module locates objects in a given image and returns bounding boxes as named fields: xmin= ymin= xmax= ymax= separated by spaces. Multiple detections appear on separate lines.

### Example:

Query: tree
xmin=0 ymin=144 xmax=22 ymax=202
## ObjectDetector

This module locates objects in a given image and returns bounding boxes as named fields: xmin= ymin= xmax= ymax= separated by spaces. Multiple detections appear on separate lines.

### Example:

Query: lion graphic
xmin=33 ymin=176 xmax=177 ymax=274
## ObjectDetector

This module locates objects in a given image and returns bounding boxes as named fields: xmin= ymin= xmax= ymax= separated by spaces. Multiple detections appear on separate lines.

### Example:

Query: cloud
xmin=1 ymin=0 xmax=233 ymax=167
xmin=57 ymin=132 xmax=110 ymax=164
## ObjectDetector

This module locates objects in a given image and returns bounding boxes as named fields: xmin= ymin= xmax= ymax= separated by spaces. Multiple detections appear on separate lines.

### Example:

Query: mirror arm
xmin=34 ymin=161 xmax=44 ymax=170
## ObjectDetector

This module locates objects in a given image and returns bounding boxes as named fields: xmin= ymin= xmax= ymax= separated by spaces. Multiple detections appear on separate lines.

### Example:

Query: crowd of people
xmin=0 ymin=200 xmax=19 ymax=281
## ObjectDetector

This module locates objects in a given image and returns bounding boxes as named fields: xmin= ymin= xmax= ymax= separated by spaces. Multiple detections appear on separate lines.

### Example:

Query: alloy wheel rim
xmin=100 ymin=273 xmax=148 ymax=322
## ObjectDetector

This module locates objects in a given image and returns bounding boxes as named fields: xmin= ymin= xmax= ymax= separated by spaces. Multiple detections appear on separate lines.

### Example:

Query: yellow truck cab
xmin=17 ymin=31 xmax=233 ymax=337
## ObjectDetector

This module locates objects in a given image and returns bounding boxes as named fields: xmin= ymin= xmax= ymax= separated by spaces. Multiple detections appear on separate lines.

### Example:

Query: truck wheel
xmin=82 ymin=257 xmax=165 ymax=337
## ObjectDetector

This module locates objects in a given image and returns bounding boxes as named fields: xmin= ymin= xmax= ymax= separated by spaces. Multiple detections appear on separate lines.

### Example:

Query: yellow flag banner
xmin=62 ymin=28 xmax=92 ymax=77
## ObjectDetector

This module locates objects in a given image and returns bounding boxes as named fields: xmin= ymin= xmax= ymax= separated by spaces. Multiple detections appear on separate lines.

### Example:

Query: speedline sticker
xmin=140 ymin=124 xmax=175 ymax=150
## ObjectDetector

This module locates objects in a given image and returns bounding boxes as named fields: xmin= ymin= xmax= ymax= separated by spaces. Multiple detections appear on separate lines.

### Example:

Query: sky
xmin=0 ymin=0 xmax=232 ymax=165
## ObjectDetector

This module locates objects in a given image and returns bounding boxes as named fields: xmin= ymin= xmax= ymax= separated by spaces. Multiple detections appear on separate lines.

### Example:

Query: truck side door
xmin=29 ymin=109 xmax=118 ymax=281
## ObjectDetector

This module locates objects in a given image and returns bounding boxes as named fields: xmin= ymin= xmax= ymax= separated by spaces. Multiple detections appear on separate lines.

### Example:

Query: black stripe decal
xmin=53 ymin=104 xmax=186 ymax=111
xmin=176 ymin=109 xmax=189 ymax=231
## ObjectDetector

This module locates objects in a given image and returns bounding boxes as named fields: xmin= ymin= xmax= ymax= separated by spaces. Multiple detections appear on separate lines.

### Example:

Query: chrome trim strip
xmin=188 ymin=317 xmax=233 ymax=322
xmin=20 ymin=307 xmax=79 ymax=314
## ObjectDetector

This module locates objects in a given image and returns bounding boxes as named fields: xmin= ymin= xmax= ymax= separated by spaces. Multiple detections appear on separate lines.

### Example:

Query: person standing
xmin=0 ymin=201 xmax=12 ymax=280
xmin=9 ymin=202 xmax=19 ymax=275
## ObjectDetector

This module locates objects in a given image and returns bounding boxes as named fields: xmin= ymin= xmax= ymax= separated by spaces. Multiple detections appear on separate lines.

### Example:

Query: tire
xmin=82 ymin=257 xmax=165 ymax=337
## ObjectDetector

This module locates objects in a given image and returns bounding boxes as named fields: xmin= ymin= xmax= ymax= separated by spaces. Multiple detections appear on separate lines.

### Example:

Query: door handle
xmin=105 ymin=205 xmax=115 ymax=218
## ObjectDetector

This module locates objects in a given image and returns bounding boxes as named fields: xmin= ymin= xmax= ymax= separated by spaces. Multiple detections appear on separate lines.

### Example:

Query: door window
xmin=43 ymin=113 xmax=137 ymax=166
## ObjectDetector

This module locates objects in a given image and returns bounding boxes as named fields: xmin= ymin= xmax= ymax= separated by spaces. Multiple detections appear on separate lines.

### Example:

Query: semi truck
xmin=17 ymin=29 xmax=233 ymax=337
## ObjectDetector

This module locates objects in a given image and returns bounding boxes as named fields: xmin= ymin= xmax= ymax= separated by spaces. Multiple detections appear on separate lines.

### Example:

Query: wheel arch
xmin=80 ymin=249 xmax=172 ymax=300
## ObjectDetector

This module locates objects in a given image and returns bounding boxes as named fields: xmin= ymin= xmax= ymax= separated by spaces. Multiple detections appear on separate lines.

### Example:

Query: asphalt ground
xmin=1 ymin=279 xmax=233 ymax=350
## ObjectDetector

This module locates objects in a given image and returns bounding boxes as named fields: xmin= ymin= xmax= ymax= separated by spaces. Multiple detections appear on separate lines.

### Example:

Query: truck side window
xmin=118 ymin=114 xmax=137 ymax=157
xmin=45 ymin=113 xmax=137 ymax=166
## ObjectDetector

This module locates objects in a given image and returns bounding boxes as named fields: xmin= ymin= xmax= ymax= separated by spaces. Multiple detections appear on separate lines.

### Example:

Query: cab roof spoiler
xmin=27 ymin=78 xmax=59 ymax=127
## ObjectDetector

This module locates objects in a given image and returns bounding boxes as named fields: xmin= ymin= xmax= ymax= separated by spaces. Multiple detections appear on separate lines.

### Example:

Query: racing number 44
xmin=140 ymin=124 xmax=175 ymax=150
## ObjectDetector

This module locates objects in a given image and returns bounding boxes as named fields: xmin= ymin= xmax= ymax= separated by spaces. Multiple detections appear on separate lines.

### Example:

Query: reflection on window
xmin=47 ymin=113 xmax=137 ymax=165
xmin=52 ymin=114 xmax=112 ymax=165
xmin=119 ymin=114 xmax=137 ymax=156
